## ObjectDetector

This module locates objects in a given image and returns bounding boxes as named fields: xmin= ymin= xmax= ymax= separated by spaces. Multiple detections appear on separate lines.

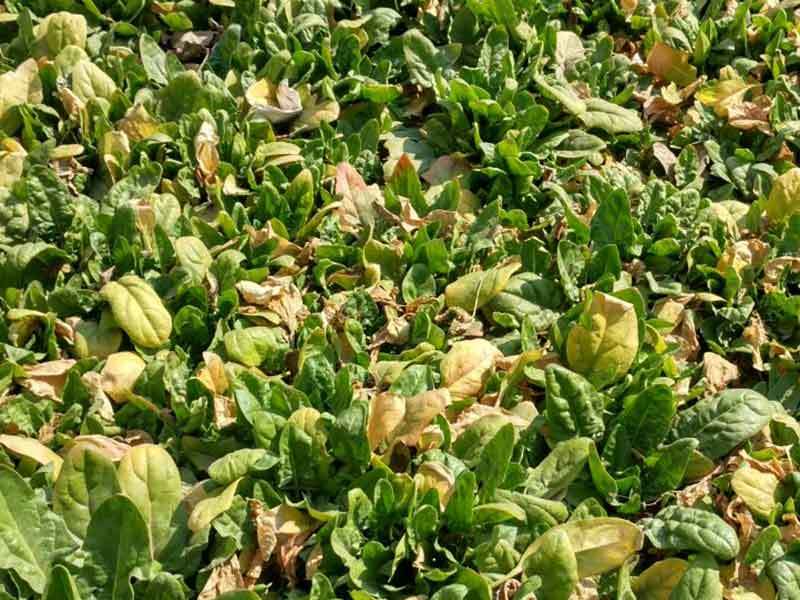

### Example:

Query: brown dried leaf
xmin=763 ymin=257 xmax=800 ymax=292
xmin=21 ymin=359 xmax=76 ymax=400
xmin=334 ymin=162 xmax=384 ymax=234
xmin=703 ymin=352 xmax=740 ymax=392
xmin=236 ymin=277 xmax=308 ymax=334
xmin=197 ymin=554 xmax=245 ymax=600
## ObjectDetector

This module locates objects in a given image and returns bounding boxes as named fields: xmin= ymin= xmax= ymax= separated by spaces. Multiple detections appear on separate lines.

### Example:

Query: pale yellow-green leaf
xmin=100 ymin=275 xmax=172 ymax=348
xmin=765 ymin=168 xmax=800 ymax=222
xmin=0 ymin=59 xmax=43 ymax=130
xmin=0 ymin=435 xmax=62 ymax=478
xmin=71 ymin=59 xmax=117 ymax=104
xmin=567 ymin=292 xmax=639 ymax=387
xmin=34 ymin=12 xmax=87 ymax=58
xmin=512 ymin=517 xmax=643 ymax=585
xmin=0 ymin=139 xmax=26 ymax=188
xmin=72 ymin=311 xmax=123 ymax=359
xmin=555 ymin=31 xmax=585 ymax=68
xmin=558 ymin=517 xmax=644 ymax=577
xmin=388 ymin=389 xmax=451 ymax=448
xmin=632 ymin=558 xmax=689 ymax=600
xmin=440 ymin=339 xmax=501 ymax=401
xmin=731 ymin=464 xmax=779 ymax=518
xmin=100 ymin=352 xmax=146 ymax=403
xmin=188 ymin=478 xmax=242 ymax=533
xmin=118 ymin=445 xmax=182 ymax=557
xmin=697 ymin=75 xmax=753 ymax=118
xmin=175 ymin=236 xmax=213 ymax=281
xmin=415 ymin=462 xmax=455 ymax=508
xmin=117 ymin=104 xmax=160 ymax=142
xmin=53 ymin=443 xmax=120 ymax=538
xmin=54 ymin=45 xmax=88 ymax=75
xmin=445 ymin=258 xmax=521 ymax=312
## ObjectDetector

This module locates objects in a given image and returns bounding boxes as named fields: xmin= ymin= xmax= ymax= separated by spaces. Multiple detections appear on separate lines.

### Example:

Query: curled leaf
xmin=0 ymin=435 xmax=63 ymax=478
xmin=246 ymin=79 xmax=303 ymax=124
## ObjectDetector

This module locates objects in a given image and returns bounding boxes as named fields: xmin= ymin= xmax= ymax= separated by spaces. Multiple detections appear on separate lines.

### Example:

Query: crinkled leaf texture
xmin=643 ymin=506 xmax=739 ymax=561
xmin=670 ymin=389 xmax=781 ymax=459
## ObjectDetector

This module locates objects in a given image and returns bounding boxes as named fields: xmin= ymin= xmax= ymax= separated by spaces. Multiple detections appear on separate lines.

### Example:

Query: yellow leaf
xmin=440 ymin=338 xmax=501 ymax=400
xmin=731 ymin=464 xmax=779 ymax=518
xmin=101 ymin=352 xmax=146 ymax=403
xmin=646 ymin=42 xmax=697 ymax=86
xmin=632 ymin=558 xmax=689 ymax=600
xmin=765 ymin=168 xmax=800 ymax=222
xmin=0 ymin=435 xmax=63 ymax=478
xmin=566 ymin=292 xmax=639 ymax=387
xmin=445 ymin=258 xmax=521 ymax=312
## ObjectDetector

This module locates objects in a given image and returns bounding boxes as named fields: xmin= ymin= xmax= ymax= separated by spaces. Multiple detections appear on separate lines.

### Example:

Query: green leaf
xmin=487 ymin=273 xmax=564 ymax=329
xmin=144 ymin=572 xmax=186 ymax=600
xmin=525 ymin=437 xmax=592 ymax=498
xmin=643 ymin=506 xmax=740 ymax=561
xmin=545 ymin=364 xmax=605 ymax=442
xmin=117 ymin=445 xmax=182 ymax=557
xmin=578 ymin=99 xmax=643 ymax=134
xmin=670 ymin=389 xmax=782 ymax=459
xmin=0 ymin=466 xmax=77 ymax=594
xmin=476 ymin=423 xmax=514 ymax=499
xmin=766 ymin=553 xmax=800 ymax=600
xmin=100 ymin=276 xmax=173 ymax=349
xmin=208 ymin=448 xmax=278 ymax=485
xmin=534 ymin=73 xmax=587 ymax=115
xmin=54 ymin=444 xmax=121 ymax=538
xmin=187 ymin=478 xmax=241 ymax=532
xmin=403 ymin=29 xmax=459 ymax=88
xmin=669 ymin=554 xmax=722 ymax=600
xmin=590 ymin=188 xmax=635 ymax=250
xmin=621 ymin=384 xmax=676 ymax=454
xmin=44 ymin=565 xmax=82 ymax=600
xmin=643 ymin=438 xmax=699 ymax=499
xmin=522 ymin=528 xmax=577 ymax=600
xmin=80 ymin=495 xmax=152 ymax=600
xmin=139 ymin=34 xmax=168 ymax=85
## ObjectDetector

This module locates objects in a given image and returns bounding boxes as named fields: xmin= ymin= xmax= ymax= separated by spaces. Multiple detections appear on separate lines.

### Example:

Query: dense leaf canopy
xmin=1 ymin=0 xmax=800 ymax=599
